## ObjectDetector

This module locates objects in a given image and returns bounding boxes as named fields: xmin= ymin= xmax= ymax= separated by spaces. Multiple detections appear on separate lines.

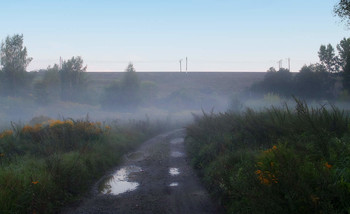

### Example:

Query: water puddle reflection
xmin=170 ymin=138 xmax=184 ymax=145
xmin=171 ymin=151 xmax=184 ymax=158
xmin=99 ymin=166 xmax=142 ymax=195
xmin=169 ymin=182 xmax=179 ymax=187
xmin=169 ymin=168 xmax=180 ymax=176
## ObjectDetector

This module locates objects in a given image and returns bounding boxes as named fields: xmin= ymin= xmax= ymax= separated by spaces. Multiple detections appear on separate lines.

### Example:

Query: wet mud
xmin=62 ymin=129 xmax=222 ymax=214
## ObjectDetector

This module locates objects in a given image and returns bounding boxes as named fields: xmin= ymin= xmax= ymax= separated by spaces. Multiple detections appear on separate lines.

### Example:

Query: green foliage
xmin=0 ymin=117 xmax=166 ymax=213
xmin=318 ymin=44 xmax=340 ymax=73
xmin=186 ymin=100 xmax=350 ymax=213
xmin=102 ymin=63 xmax=142 ymax=110
xmin=59 ymin=56 xmax=87 ymax=102
xmin=250 ymin=68 xmax=294 ymax=97
xmin=0 ymin=34 xmax=32 ymax=97
xmin=295 ymin=64 xmax=335 ymax=99
xmin=337 ymin=38 xmax=350 ymax=70
xmin=334 ymin=0 xmax=350 ymax=26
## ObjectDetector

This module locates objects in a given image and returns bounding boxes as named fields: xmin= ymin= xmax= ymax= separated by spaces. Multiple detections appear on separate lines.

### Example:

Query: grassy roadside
xmin=185 ymin=100 xmax=350 ymax=213
xmin=0 ymin=117 xmax=170 ymax=213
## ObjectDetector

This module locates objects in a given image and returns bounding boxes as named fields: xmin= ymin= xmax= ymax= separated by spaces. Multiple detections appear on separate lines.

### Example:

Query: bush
xmin=185 ymin=100 xmax=350 ymax=213
xmin=0 ymin=117 xmax=166 ymax=213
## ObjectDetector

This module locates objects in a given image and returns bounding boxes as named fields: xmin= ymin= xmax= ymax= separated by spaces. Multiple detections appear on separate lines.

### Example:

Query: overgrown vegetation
xmin=186 ymin=100 xmax=350 ymax=213
xmin=0 ymin=116 xmax=169 ymax=213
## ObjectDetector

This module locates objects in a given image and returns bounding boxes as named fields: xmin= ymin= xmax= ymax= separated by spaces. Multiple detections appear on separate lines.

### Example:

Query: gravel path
xmin=62 ymin=129 xmax=222 ymax=214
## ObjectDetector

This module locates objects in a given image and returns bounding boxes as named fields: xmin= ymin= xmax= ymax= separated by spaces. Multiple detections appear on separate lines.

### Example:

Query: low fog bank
xmin=0 ymin=92 xmax=230 ymax=131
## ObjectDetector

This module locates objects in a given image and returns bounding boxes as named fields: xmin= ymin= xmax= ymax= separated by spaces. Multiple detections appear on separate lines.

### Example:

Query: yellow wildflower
xmin=64 ymin=120 xmax=74 ymax=126
xmin=33 ymin=124 xmax=42 ymax=132
xmin=261 ymin=177 xmax=270 ymax=185
xmin=325 ymin=162 xmax=332 ymax=169
xmin=0 ymin=130 xmax=13 ymax=138
xmin=310 ymin=194 xmax=320 ymax=204
xmin=22 ymin=125 xmax=34 ymax=133
xmin=49 ymin=120 xmax=65 ymax=127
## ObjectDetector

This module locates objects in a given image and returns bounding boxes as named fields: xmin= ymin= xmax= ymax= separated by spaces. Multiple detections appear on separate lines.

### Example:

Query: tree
xmin=33 ymin=64 xmax=60 ymax=105
xmin=334 ymin=0 xmax=350 ymax=25
xmin=342 ymin=51 xmax=350 ymax=91
xmin=318 ymin=44 xmax=340 ymax=72
xmin=337 ymin=38 xmax=350 ymax=69
xmin=252 ymin=67 xmax=293 ymax=97
xmin=59 ymin=56 xmax=87 ymax=101
xmin=294 ymin=64 xmax=335 ymax=99
xmin=121 ymin=63 xmax=140 ymax=103
xmin=102 ymin=63 xmax=141 ymax=110
xmin=0 ymin=34 xmax=32 ymax=96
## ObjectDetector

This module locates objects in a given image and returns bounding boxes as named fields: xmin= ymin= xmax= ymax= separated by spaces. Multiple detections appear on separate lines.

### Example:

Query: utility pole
xmin=179 ymin=59 xmax=183 ymax=72
xmin=277 ymin=59 xmax=282 ymax=70
xmin=186 ymin=57 xmax=188 ymax=72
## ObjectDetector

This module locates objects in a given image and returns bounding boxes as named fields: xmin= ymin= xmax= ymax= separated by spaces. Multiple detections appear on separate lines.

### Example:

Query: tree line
xmin=0 ymin=34 xmax=156 ymax=109
xmin=249 ymin=37 xmax=350 ymax=100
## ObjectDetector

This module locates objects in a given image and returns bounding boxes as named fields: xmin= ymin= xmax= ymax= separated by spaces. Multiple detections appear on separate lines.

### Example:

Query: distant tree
xmin=337 ymin=38 xmax=350 ymax=69
xmin=250 ymin=67 xmax=293 ymax=97
xmin=102 ymin=63 xmax=141 ymax=110
xmin=33 ymin=64 xmax=60 ymax=105
xmin=0 ymin=34 xmax=32 ymax=96
xmin=334 ymin=0 xmax=350 ymax=26
xmin=33 ymin=80 xmax=49 ymax=105
xmin=121 ymin=63 xmax=140 ymax=105
xmin=59 ymin=56 xmax=87 ymax=102
xmin=342 ymin=52 xmax=350 ymax=91
xmin=318 ymin=44 xmax=340 ymax=72
xmin=294 ymin=64 xmax=335 ymax=99
xmin=43 ymin=64 xmax=60 ymax=99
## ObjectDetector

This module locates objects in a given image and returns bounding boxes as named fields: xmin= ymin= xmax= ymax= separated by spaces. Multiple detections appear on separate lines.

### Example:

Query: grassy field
xmin=185 ymin=100 xmax=350 ymax=213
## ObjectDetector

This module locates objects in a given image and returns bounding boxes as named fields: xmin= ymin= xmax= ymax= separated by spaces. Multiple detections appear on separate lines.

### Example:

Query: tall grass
xmin=186 ymin=99 xmax=350 ymax=213
xmin=0 ymin=117 xmax=169 ymax=213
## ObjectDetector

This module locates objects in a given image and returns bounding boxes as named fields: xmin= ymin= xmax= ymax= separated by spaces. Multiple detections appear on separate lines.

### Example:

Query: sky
xmin=0 ymin=0 xmax=349 ymax=72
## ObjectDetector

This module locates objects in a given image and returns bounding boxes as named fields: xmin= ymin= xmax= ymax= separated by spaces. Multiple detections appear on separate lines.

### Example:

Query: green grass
xmin=0 ymin=117 xmax=169 ymax=213
xmin=185 ymin=99 xmax=350 ymax=213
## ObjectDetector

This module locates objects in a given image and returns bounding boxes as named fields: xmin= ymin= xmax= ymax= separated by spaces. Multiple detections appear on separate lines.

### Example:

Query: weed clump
xmin=186 ymin=100 xmax=350 ymax=213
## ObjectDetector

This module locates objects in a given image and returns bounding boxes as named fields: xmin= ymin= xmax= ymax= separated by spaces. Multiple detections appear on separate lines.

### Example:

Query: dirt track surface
xmin=62 ymin=129 xmax=222 ymax=214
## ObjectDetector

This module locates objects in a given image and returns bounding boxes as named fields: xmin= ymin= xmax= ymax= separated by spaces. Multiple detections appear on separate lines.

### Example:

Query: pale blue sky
xmin=0 ymin=0 xmax=348 ymax=72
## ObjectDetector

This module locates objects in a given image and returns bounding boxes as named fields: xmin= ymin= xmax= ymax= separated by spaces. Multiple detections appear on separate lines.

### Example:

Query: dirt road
xmin=63 ymin=129 xmax=221 ymax=214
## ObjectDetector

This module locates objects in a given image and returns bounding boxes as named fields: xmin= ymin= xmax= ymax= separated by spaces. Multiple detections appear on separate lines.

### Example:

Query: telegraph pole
xmin=179 ymin=59 xmax=183 ymax=72
xmin=277 ymin=59 xmax=282 ymax=70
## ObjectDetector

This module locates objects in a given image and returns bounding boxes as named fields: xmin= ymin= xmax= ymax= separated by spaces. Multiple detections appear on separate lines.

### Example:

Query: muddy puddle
xmin=170 ymin=138 xmax=184 ymax=145
xmin=171 ymin=151 xmax=184 ymax=158
xmin=169 ymin=182 xmax=179 ymax=187
xmin=169 ymin=168 xmax=180 ymax=176
xmin=99 ymin=166 xmax=142 ymax=195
